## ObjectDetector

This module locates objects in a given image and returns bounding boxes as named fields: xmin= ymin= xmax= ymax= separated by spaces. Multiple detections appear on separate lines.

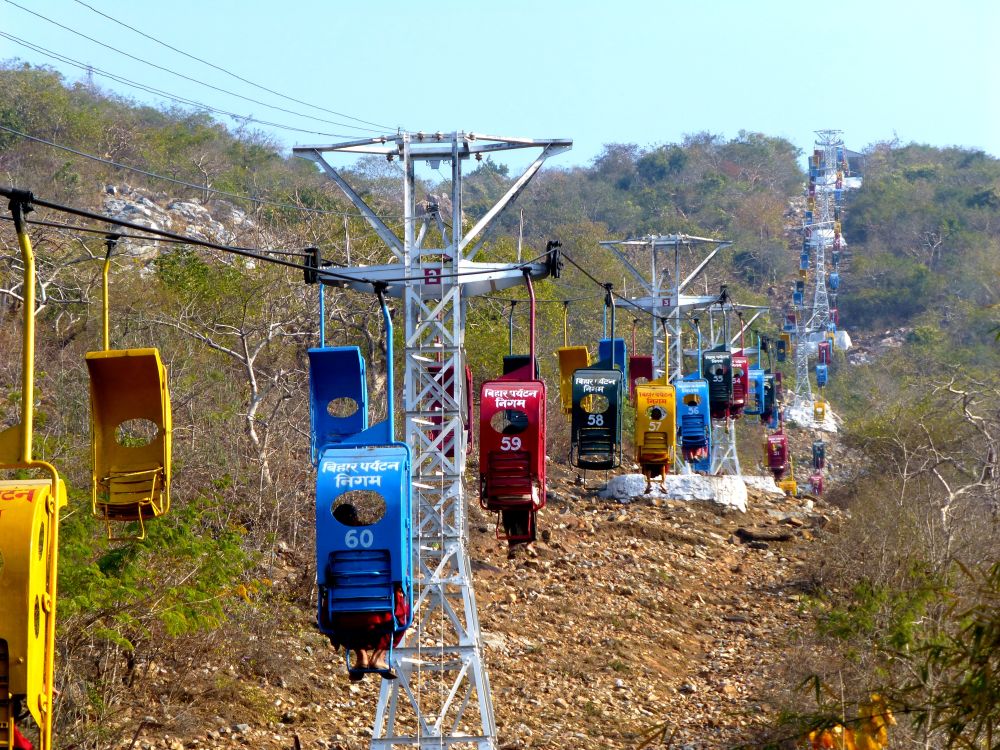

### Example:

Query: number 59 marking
xmin=500 ymin=436 xmax=522 ymax=451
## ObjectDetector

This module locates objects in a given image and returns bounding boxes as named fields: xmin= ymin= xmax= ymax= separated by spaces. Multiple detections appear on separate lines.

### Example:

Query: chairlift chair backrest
xmin=308 ymin=346 xmax=368 ymax=465
xmin=597 ymin=338 xmax=628 ymax=383
xmin=570 ymin=368 xmax=623 ymax=471
xmin=731 ymin=354 xmax=750 ymax=416
xmin=816 ymin=363 xmax=829 ymax=388
xmin=818 ymin=341 xmax=832 ymax=365
xmin=809 ymin=471 xmax=824 ymax=495
xmin=315 ymin=443 xmax=412 ymax=635
xmin=425 ymin=363 xmax=471 ymax=458
xmin=814 ymin=399 xmax=827 ymax=421
xmin=634 ymin=382 xmax=676 ymax=473
xmin=628 ymin=355 xmax=654 ymax=404
xmin=745 ymin=368 xmax=765 ymax=415
xmin=776 ymin=336 xmax=788 ymax=362
xmin=503 ymin=355 xmax=540 ymax=379
xmin=812 ymin=440 xmax=826 ymax=470
xmin=761 ymin=371 xmax=777 ymax=427
xmin=766 ymin=432 xmax=789 ymax=479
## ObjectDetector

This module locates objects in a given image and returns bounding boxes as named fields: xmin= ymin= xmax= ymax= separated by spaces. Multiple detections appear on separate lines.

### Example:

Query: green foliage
xmin=816 ymin=572 xmax=941 ymax=654
xmin=59 ymin=489 xmax=255 ymax=642
xmin=906 ymin=562 xmax=1000 ymax=747
xmin=844 ymin=143 xmax=1000 ymax=330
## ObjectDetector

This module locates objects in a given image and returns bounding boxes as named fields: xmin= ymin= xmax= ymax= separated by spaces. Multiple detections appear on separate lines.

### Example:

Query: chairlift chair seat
xmin=570 ymin=368 xmax=622 ymax=471
xmin=86 ymin=348 xmax=171 ymax=531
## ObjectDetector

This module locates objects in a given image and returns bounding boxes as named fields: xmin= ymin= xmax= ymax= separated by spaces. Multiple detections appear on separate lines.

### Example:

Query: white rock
xmin=743 ymin=475 xmax=785 ymax=496
xmin=599 ymin=473 xmax=648 ymax=500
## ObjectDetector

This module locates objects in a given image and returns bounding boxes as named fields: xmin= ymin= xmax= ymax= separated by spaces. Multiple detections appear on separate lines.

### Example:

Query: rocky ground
xmin=104 ymin=454 xmax=845 ymax=750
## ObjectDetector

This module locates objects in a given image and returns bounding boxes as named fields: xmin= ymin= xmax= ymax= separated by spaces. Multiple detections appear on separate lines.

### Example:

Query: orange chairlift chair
xmin=86 ymin=236 xmax=171 ymax=539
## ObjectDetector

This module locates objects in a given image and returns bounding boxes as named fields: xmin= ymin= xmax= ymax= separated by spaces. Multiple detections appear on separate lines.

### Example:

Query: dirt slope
xmin=108 ymin=455 xmax=844 ymax=750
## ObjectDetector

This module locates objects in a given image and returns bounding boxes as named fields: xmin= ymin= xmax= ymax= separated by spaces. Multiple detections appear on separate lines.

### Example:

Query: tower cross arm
xmin=459 ymin=140 xmax=572 ymax=259
xmin=293 ymin=147 xmax=404 ymax=258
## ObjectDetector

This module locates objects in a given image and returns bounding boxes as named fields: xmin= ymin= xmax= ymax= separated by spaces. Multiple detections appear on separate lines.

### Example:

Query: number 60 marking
xmin=345 ymin=529 xmax=374 ymax=548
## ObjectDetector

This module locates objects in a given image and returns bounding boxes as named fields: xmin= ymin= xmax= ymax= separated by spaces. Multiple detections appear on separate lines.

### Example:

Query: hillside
xmin=85 ymin=462 xmax=850 ymax=750
xmin=2 ymin=63 xmax=999 ymax=749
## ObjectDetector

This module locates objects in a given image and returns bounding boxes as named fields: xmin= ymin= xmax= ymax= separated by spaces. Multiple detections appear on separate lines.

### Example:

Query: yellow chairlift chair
xmin=777 ymin=455 xmax=798 ymax=497
xmin=0 ymin=190 xmax=67 ymax=750
xmin=86 ymin=237 xmax=171 ymax=539
xmin=556 ymin=301 xmax=590 ymax=415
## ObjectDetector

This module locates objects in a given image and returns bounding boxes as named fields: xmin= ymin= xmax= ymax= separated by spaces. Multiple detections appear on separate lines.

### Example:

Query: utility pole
xmin=295 ymin=131 xmax=570 ymax=749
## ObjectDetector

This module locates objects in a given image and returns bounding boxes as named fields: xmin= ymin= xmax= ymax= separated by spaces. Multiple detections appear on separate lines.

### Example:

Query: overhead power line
xmin=0 ymin=189 xmax=562 ymax=291
xmin=0 ymin=186 xmax=344 ymax=278
xmin=2 ymin=0 xmax=390 ymax=134
xmin=0 ymin=123 xmax=374 ymax=219
xmin=70 ymin=0 xmax=399 ymax=132
xmin=0 ymin=214 xmax=311 ymax=257
xmin=0 ymin=32 xmax=373 ymax=139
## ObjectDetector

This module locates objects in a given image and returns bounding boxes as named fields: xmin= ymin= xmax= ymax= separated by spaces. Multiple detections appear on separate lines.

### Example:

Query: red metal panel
xmin=628 ymin=355 xmax=654 ymax=403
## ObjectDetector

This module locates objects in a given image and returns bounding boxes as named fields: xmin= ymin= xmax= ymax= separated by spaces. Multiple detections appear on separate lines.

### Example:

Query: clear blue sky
xmin=2 ymin=0 xmax=997 ymax=167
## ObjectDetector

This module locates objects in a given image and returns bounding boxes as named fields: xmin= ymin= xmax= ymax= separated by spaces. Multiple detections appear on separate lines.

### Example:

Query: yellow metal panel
xmin=86 ymin=349 xmax=171 ymax=526
xmin=634 ymin=383 xmax=676 ymax=465
xmin=556 ymin=347 xmax=590 ymax=414
xmin=0 ymin=477 xmax=65 ymax=731
xmin=0 ymin=425 xmax=21 ymax=468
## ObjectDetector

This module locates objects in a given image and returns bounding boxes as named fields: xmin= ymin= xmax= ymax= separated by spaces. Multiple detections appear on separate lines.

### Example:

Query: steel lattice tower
xmin=295 ymin=132 xmax=570 ymax=749
xmin=806 ymin=130 xmax=842 ymax=332
xmin=599 ymin=235 xmax=730 ymax=382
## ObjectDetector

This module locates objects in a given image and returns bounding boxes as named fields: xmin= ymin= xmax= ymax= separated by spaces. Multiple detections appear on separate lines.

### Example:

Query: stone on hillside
xmin=599 ymin=473 xmax=647 ymax=501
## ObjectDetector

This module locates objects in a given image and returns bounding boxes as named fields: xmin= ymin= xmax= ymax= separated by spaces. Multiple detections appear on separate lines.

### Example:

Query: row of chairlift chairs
xmin=299 ymin=272 xmax=840 ymax=681
xmin=79 ymin=239 xmax=841 ymax=691
xmin=551 ymin=293 xmax=809 ymax=490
